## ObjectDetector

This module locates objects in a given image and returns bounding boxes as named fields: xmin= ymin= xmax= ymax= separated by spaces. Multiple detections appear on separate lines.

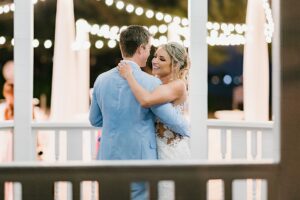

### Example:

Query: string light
xmin=10 ymin=4 xmax=14 ymax=11
xmin=0 ymin=0 xmax=274 ymax=43
xmin=0 ymin=36 xmax=5 ymax=44
xmin=125 ymin=4 xmax=134 ymax=13
xmin=0 ymin=0 xmax=274 ymax=48
xmin=135 ymin=7 xmax=144 ymax=16
xmin=207 ymin=33 xmax=246 ymax=46
xmin=145 ymin=10 xmax=154 ymax=18
xmin=107 ymin=39 xmax=117 ymax=48
xmin=96 ymin=0 xmax=189 ymax=27
xmin=105 ymin=0 xmax=114 ymax=7
xmin=116 ymin=1 xmax=124 ymax=10
xmin=262 ymin=0 xmax=274 ymax=43
xmin=95 ymin=40 xmax=104 ymax=49
xmin=158 ymin=24 xmax=168 ymax=34
xmin=0 ymin=18 xmax=248 ymax=48
xmin=155 ymin=12 xmax=164 ymax=21
xmin=223 ymin=75 xmax=232 ymax=85
xmin=95 ymin=0 xmax=274 ymax=41
xmin=0 ymin=34 xmax=248 ymax=51
xmin=33 ymin=39 xmax=39 ymax=48
xmin=44 ymin=39 xmax=52 ymax=48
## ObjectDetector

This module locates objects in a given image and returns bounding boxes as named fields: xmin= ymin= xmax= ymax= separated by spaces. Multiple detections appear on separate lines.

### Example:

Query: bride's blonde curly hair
xmin=160 ymin=42 xmax=190 ymax=83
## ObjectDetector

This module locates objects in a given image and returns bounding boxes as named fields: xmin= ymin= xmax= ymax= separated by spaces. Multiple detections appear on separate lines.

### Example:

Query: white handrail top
xmin=0 ymin=120 xmax=14 ymax=128
xmin=207 ymin=119 xmax=274 ymax=129
xmin=1 ymin=120 xmax=274 ymax=129
xmin=31 ymin=121 xmax=98 ymax=129
xmin=0 ymin=159 xmax=278 ymax=168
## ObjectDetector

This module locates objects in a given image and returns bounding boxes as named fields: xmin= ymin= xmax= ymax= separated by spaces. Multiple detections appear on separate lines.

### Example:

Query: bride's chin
xmin=152 ymin=70 xmax=159 ymax=75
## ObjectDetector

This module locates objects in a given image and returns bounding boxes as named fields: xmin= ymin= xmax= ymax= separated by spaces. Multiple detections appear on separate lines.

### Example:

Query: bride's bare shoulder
xmin=166 ymin=79 xmax=186 ymax=93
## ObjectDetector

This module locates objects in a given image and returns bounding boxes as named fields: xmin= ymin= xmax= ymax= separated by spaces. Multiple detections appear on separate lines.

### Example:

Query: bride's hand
xmin=118 ymin=62 xmax=132 ymax=79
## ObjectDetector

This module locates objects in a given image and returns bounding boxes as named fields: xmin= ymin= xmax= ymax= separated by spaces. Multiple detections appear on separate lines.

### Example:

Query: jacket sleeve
xmin=148 ymin=78 xmax=190 ymax=137
xmin=89 ymin=86 xmax=103 ymax=127
xmin=150 ymin=103 xmax=190 ymax=137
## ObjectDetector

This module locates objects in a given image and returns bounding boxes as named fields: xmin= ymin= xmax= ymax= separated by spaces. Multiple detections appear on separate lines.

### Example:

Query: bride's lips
xmin=152 ymin=65 xmax=160 ymax=70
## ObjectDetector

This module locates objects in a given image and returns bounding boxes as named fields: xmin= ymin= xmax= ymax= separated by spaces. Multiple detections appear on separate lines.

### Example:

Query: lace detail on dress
xmin=155 ymin=102 xmax=189 ymax=150
xmin=156 ymin=103 xmax=191 ymax=200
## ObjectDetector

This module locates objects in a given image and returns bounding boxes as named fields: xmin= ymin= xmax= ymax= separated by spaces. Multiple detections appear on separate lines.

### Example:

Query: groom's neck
xmin=123 ymin=56 xmax=141 ymax=68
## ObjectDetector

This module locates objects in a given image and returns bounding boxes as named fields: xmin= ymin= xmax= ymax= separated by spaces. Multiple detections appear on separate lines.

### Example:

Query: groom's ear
xmin=136 ymin=45 xmax=143 ymax=55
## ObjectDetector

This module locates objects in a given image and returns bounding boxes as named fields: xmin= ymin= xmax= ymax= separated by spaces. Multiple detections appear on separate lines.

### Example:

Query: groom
xmin=89 ymin=25 xmax=190 ymax=199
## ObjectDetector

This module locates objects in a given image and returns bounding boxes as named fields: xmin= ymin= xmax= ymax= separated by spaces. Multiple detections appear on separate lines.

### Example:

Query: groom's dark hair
xmin=119 ymin=25 xmax=151 ymax=57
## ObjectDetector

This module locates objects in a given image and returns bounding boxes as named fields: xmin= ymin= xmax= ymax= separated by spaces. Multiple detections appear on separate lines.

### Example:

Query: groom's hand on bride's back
xmin=117 ymin=61 xmax=133 ymax=79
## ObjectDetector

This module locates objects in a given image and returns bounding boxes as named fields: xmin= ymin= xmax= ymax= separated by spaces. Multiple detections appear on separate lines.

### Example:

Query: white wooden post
xmin=14 ymin=0 xmax=34 ymax=161
xmin=188 ymin=0 xmax=208 ymax=159
xmin=272 ymin=0 xmax=281 ymax=163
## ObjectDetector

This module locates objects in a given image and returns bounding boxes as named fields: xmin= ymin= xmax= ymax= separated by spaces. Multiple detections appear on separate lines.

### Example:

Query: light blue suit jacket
xmin=89 ymin=61 xmax=190 ymax=160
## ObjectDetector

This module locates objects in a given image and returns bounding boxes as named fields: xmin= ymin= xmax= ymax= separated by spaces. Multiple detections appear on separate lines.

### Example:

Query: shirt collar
xmin=122 ymin=60 xmax=142 ymax=71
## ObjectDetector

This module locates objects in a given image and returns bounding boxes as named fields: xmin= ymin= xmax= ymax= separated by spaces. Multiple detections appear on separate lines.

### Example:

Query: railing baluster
xmin=251 ymin=130 xmax=258 ymax=159
xmin=149 ymin=181 xmax=158 ymax=200
xmin=224 ymin=179 xmax=232 ymax=200
xmin=257 ymin=130 xmax=263 ymax=159
xmin=226 ymin=129 xmax=232 ymax=160
xmin=176 ymin=178 xmax=205 ymax=200
xmin=99 ymin=179 xmax=130 ymax=199
xmin=91 ymin=130 xmax=99 ymax=160
xmin=32 ymin=129 xmax=37 ymax=160
xmin=231 ymin=128 xmax=247 ymax=159
xmin=267 ymin=177 xmax=278 ymax=200
xmin=22 ymin=181 xmax=53 ymax=200
xmin=82 ymin=130 xmax=92 ymax=161
xmin=262 ymin=129 xmax=273 ymax=159
xmin=55 ymin=130 xmax=60 ymax=161
xmin=67 ymin=129 xmax=83 ymax=160
xmin=221 ymin=129 xmax=227 ymax=159
xmin=72 ymin=181 xmax=80 ymax=200
xmin=0 ymin=182 xmax=4 ymax=200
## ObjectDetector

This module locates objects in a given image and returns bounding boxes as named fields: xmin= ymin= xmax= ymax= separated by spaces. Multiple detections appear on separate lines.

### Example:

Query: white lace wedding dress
xmin=156 ymin=103 xmax=191 ymax=200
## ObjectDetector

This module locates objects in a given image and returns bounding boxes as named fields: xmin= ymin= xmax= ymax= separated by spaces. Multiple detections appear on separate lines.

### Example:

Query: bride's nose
xmin=152 ymin=58 xmax=158 ymax=65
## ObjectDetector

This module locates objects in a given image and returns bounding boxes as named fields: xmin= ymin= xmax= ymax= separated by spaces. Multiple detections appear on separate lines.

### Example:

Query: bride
xmin=118 ymin=41 xmax=191 ymax=199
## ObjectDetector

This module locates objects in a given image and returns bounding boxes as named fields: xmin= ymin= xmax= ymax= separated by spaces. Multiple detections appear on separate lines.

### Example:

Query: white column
xmin=243 ymin=0 xmax=269 ymax=121
xmin=14 ymin=0 xmax=34 ymax=160
xmin=271 ymin=0 xmax=281 ymax=162
xmin=188 ymin=0 xmax=208 ymax=159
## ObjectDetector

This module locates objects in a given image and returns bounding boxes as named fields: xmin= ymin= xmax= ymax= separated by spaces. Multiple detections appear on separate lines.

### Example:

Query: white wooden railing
xmin=207 ymin=119 xmax=274 ymax=160
xmin=207 ymin=119 xmax=274 ymax=200
xmin=0 ymin=121 xmax=13 ymax=131
xmin=0 ymin=120 xmax=274 ymax=161
xmin=31 ymin=122 xmax=100 ymax=161
xmin=0 ymin=120 xmax=275 ymax=200
xmin=0 ymin=161 xmax=279 ymax=200
xmin=33 ymin=120 xmax=273 ymax=162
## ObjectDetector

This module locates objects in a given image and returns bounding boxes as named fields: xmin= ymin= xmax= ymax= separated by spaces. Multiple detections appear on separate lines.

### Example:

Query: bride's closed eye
xmin=153 ymin=55 xmax=166 ymax=62
xmin=159 ymin=57 xmax=166 ymax=62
